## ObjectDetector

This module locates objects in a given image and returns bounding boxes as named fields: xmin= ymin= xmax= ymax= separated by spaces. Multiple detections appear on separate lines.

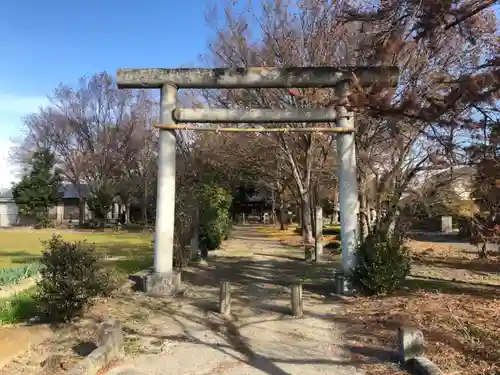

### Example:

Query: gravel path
xmin=107 ymin=226 xmax=363 ymax=375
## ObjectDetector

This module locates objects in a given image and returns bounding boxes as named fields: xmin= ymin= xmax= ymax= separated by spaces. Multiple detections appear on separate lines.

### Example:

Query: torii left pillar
xmin=145 ymin=83 xmax=181 ymax=296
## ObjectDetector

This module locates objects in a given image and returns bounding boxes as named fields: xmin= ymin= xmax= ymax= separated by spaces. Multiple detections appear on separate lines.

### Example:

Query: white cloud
xmin=0 ymin=94 xmax=49 ymax=190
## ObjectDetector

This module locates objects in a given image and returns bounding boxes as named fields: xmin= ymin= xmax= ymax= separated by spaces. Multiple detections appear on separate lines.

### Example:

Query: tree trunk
xmin=271 ymin=190 xmax=277 ymax=225
xmin=190 ymin=207 xmax=200 ymax=260
xmin=78 ymin=197 xmax=85 ymax=227
xmin=143 ymin=181 xmax=149 ymax=224
xmin=301 ymin=194 xmax=314 ymax=244
xmin=297 ymin=203 xmax=303 ymax=233
xmin=310 ymin=187 xmax=317 ymax=239
xmin=359 ymin=191 xmax=369 ymax=241
xmin=126 ymin=204 xmax=130 ymax=224
xmin=124 ymin=201 xmax=130 ymax=224
xmin=279 ymin=194 xmax=286 ymax=231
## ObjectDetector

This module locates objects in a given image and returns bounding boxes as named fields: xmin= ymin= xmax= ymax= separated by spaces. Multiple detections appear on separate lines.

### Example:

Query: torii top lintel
xmin=116 ymin=66 xmax=399 ymax=89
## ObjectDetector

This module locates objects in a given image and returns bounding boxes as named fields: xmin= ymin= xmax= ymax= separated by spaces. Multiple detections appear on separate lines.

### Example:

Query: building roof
xmin=0 ymin=189 xmax=13 ymax=199
xmin=0 ymin=183 xmax=90 ymax=202
xmin=61 ymin=183 xmax=90 ymax=199
xmin=0 ymin=189 xmax=14 ymax=203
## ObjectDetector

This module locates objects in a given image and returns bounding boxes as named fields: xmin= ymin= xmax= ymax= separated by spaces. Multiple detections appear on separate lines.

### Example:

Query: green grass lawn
xmin=0 ymin=287 xmax=38 ymax=324
xmin=0 ymin=229 xmax=155 ymax=325
xmin=0 ymin=229 xmax=154 ymax=274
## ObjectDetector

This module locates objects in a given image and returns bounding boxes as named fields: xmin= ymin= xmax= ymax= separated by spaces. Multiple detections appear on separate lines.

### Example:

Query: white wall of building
xmin=0 ymin=201 xmax=19 ymax=227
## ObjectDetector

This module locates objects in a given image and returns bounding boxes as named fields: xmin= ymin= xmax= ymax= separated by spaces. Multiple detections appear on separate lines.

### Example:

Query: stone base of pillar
xmin=130 ymin=270 xmax=182 ymax=297
xmin=144 ymin=271 xmax=182 ymax=296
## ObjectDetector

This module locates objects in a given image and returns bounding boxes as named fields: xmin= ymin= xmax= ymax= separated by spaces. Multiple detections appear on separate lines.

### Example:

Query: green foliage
xmin=12 ymin=148 xmax=62 ymax=226
xmin=36 ymin=235 xmax=112 ymax=322
xmin=86 ymin=184 xmax=117 ymax=223
xmin=0 ymin=263 xmax=41 ymax=287
xmin=0 ymin=289 xmax=38 ymax=324
xmin=33 ymin=213 xmax=53 ymax=229
xmin=350 ymin=233 xmax=411 ymax=296
xmin=198 ymin=183 xmax=232 ymax=251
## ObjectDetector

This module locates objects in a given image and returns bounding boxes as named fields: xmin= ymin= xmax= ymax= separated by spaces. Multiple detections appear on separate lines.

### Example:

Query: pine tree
xmin=12 ymin=148 xmax=63 ymax=225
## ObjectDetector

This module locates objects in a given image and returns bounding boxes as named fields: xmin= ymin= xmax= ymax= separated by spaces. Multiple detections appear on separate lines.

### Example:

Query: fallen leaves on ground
xmin=340 ymin=289 xmax=500 ymax=375
xmin=260 ymin=226 xmax=500 ymax=375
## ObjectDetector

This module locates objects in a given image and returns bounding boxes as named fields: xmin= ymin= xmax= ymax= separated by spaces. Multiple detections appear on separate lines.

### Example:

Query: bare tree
xmin=198 ymin=0 xmax=498 ymax=244
xmin=17 ymin=73 xmax=144 ymax=224
xmin=199 ymin=0 xmax=357 ymax=243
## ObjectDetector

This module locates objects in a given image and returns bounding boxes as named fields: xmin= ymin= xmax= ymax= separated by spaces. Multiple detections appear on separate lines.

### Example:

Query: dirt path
xmin=107 ymin=225 xmax=364 ymax=375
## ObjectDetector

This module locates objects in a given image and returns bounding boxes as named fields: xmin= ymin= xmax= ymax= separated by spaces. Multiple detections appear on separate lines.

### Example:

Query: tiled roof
xmin=0 ymin=183 xmax=90 ymax=201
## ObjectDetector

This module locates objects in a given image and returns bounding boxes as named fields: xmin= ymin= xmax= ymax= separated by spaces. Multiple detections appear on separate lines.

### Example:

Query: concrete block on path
xmin=129 ymin=269 xmax=182 ymax=297
xmin=67 ymin=319 xmax=124 ymax=375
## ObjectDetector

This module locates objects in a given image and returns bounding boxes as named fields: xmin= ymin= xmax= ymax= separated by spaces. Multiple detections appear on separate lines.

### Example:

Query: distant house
xmin=0 ymin=189 xmax=18 ymax=227
xmin=424 ymin=166 xmax=476 ymax=201
xmin=0 ymin=183 xmax=122 ymax=227
xmin=403 ymin=165 xmax=476 ymax=202
xmin=48 ymin=183 xmax=92 ymax=225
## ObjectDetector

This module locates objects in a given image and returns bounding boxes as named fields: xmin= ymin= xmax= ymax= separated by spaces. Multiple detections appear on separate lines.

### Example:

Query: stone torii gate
xmin=116 ymin=67 xmax=398 ymax=295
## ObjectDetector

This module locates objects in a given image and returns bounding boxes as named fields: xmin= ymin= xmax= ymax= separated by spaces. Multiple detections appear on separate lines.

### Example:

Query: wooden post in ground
xmin=290 ymin=283 xmax=303 ymax=318
xmin=219 ymin=281 xmax=231 ymax=316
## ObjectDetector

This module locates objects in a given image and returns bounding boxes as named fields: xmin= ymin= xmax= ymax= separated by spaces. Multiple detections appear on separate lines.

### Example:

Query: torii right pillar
xmin=335 ymin=82 xmax=360 ymax=293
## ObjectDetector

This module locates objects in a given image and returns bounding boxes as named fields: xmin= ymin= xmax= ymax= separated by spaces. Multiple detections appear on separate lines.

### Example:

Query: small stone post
xmin=290 ymin=283 xmax=303 ymax=318
xmin=397 ymin=326 xmax=424 ymax=362
xmin=335 ymin=271 xmax=345 ymax=295
xmin=441 ymin=216 xmax=453 ymax=233
xmin=314 ymin=206 xmax=323 ymax=262
xmin=304 ymin=245 xmax=314 ymax=261
xmin=219 ymin=281 xmax=231 ymax=316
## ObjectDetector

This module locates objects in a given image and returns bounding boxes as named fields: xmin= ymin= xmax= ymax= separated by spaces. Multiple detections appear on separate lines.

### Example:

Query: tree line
xmin=11 ymin=0 xmax=499 ymax=272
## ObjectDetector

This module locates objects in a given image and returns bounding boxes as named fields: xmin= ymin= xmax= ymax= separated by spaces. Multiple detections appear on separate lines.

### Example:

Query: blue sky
xmin=0 ymin=0 xmax=212 ymax=189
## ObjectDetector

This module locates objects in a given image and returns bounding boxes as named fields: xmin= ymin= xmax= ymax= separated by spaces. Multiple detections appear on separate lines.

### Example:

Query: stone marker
xmin=398 ymin=326 xmax=424 ymax=362
xmin=291 ymin=283 xmax=303 ymax=318
xmin=441 ymin=216 xmax=453 ymax=233
xmin=219 ymin=281 xmax=231 ymax=316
